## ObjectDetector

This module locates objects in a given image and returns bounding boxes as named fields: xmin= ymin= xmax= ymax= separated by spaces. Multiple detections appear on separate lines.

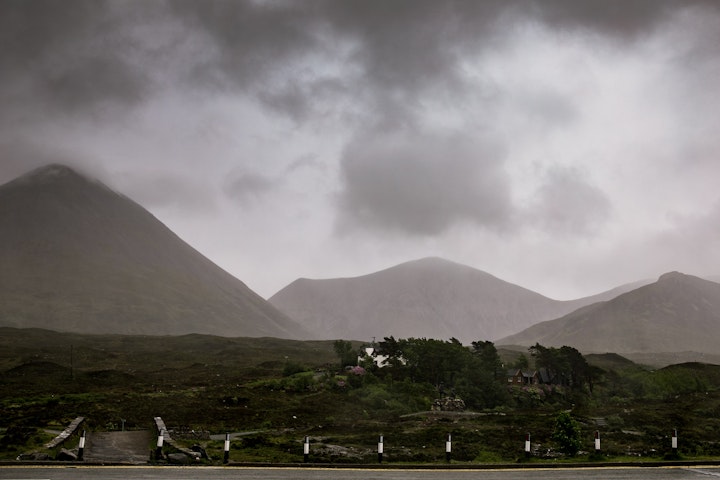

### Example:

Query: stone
xmin=57 ymin=448 xmax=78 ymax=461
xmin=166 ymin=452 xmax=190 ymax=464
xmin=191 ymin=444 xmax=209 ymax=459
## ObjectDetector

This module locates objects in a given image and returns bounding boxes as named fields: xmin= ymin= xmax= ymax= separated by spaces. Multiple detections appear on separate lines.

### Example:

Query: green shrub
xmin=552 ymin=412 xmax=582 ymax=456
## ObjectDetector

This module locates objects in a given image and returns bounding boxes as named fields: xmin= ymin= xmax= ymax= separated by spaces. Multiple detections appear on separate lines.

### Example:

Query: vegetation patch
xmin=3 ymin=329 xmax=720 ymax=464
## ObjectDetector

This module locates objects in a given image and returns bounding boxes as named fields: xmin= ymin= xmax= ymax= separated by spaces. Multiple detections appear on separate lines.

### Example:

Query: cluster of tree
xmin=371 ymin=337 xmax=508 ymax=409
xmin=529 ymin=343 xmax=600 ymax=393
xmin=332 ymin=337 xmax=601 ymax=410
xmin=333 ymin=340 xmax=357 ymax=368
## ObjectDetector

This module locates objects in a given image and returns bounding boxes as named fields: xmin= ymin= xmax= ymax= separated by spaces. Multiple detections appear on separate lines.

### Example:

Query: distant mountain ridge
xmin=0 ymin=164 xmax=309 ymax=338
xmin=269 ymin=257 xmax=646 ymax=343
xmin=497 ymin=272 xmax=720 ymax=354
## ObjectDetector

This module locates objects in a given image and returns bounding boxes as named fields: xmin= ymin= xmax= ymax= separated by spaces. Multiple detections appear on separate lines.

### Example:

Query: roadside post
xmin=672 ymin=429 xmax=678 ymax=455
xmin=77 ymin=430 xmax=86 ymax=461
xmin=525 ymin=433 xmax=531 ymax=458
xmin=595 ymin=430 xmax=601 ymax=455
xmin=303 ymin=436 xmax=310 ymax=463
xmin=155 ymin=429 xmax=164 ymax=460
xmin=445 ymin=434 xmax=452 ymax=463
xmin=223 ymin=433 xmax=230 ymax=464
xmin=378 ymin=435 xmax=384 ymax=463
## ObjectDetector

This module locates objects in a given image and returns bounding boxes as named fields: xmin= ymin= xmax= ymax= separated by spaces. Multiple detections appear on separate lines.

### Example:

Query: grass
xmin=3 ymin=328 xmax=720 ymax=464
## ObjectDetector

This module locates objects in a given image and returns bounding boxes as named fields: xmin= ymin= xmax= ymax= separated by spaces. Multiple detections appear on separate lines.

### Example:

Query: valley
xmin=4 ymin=328 xmax=720 ymax=465
xmin=2 ymin=165 xmax=720 ymax=466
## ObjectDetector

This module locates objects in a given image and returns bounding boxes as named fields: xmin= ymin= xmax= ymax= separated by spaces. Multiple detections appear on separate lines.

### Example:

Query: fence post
xmin=445 ymin=434 xmax=452 ymax=463
xmin=77 ymin=430 xmax=86 ymax=461
xmin=525 ymin=433 xmax=531 ymax=458
xmin=223 ymin=433 xmax=230 ymax=464
xmin=155 ymin=429 xmax=164 ymax=460
xmin=595 ymin=430 xmax=601 ymax=455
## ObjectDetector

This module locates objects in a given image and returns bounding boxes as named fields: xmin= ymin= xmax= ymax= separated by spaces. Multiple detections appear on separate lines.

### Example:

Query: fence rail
xmin=45 ymin=417 xmax=85 ymax=449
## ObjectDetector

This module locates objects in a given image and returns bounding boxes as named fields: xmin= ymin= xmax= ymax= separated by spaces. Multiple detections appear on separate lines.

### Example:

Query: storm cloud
xmin=338 ymin=129 xmax=511 ymax=235
xmin=1 ymin=0 xmax=719 ymax=299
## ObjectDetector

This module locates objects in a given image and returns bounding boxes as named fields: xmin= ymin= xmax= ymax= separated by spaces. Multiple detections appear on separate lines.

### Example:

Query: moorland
xmin=3 ymin=327 xmax=720 ymax=465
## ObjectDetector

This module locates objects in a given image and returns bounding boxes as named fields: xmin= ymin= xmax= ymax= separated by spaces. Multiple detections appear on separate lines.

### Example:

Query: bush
xmin=552 ymin=412 xmax=582 ymax=456
xmin=282 ymin=362 xmax=307 ymax=377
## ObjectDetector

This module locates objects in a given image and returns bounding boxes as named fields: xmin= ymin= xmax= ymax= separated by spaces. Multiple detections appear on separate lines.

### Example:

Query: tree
xmin=471 ymin=340 xmax=503 ymax=379
xmin=530 ymin=343 xmax=564 ymax=383
xmin=513 ymin=353 xmax=529 ymax=370
xmin=400 ymin=338 xmax=468 ymax=386
xmin=374 ymin=337 xmax=510 ymax=409
xmin=333 ymin=340 xmax=356 ymax=369
xmin=530 ymin=343 xmax=594 ymax=390
xmin=377 ymin=336 xmax=406 ymax=369
xmin=552 ymin=411 xmax=582 ymax=456
xmin=559 ymin=345 xmax=591 ymax=389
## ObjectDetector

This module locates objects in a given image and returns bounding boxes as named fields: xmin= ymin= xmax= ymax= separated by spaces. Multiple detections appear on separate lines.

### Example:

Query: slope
xmin=0 ymin=164 xmax=309 ymax=338
xmin=497 ymin=272 xmax=720 ymax=354
xmin=269 ymin=257 xmax=641 ymax=343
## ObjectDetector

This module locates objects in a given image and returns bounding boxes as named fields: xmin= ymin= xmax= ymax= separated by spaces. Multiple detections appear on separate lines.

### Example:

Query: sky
xmin=1 ymin=0 xmax=720 ymax=300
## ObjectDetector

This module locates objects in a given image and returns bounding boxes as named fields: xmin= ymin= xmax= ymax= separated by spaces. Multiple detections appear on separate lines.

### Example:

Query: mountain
xmin=268 ymin=257 xmax=643 ymax=343
xmin=0 ymin=164 xmax=310 ymax=338
xmin=497 ymin=272 xmax=720 ymax=354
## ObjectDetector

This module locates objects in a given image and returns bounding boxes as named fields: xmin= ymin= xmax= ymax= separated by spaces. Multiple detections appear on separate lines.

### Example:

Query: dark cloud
xmin=255 ymin=77 xmax=351 ymax=124
xmin=527 ymin=0 xmax=678 ymax=38
xmin=0 ymin=0 xmax=158 ymax=116
xmin=527 ymin=166 xmax=612 ymax=235
xmin=2 ymin=0 xmax=720 ymax=299
xmin=336 ymin=129 xmax=511 ymax=235
xmin=224 ymin=171 xmax=276 ymax=205
xmin=1 ymin=0 xmax=711 ymax=126
xmin=170 ymin=1 xmax=325 ymax=89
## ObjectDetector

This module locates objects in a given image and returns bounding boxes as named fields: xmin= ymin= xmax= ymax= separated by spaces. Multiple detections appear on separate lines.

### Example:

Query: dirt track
xmin=84 ymin=430 xmax=152 ymax=464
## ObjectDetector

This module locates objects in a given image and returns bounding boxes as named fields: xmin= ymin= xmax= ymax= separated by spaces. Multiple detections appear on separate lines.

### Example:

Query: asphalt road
xmin=2 ymin=466 xmax=720 ymax=480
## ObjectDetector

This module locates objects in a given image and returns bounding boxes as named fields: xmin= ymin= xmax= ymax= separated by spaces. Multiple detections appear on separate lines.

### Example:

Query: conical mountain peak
xmin=658 ymin=271 xmax=691 ymax=283
xmin=0 ymin=164 xmax=310 ymax=339
xmin=4 ymin=163 xmax=91 ymax=188
xmin=22 ymin=163 xmax=80 ymax=179
xmin=271 ymin=257 xmax=600 ymax=342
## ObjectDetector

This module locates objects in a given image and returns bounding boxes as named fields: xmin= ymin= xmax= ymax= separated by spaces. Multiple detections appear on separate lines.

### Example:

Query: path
xmin=83 ymin=430 xmax=152 ymax=464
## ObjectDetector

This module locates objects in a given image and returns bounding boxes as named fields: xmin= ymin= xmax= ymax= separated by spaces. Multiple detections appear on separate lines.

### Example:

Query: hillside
xmin=6 ymin=328 xmax=720 ymax=463
xmin=269 ymin=257 xmax=643 ymax=343
xmin=497 ymin=272 xmax=720 ymax=354
xmin=0 ymin=164 xmax=309 ymax=338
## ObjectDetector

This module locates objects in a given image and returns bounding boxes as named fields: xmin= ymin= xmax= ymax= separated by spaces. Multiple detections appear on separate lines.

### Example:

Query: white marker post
xmin=303 ymin=436 xmax=310 ymax=463
xmin=77 ymin=430 xmax=86 ymax=461
xmin=525 ymin=433 xmax=531 ymax=458
xmin=672 ymin=429 xmax=678 ymax=455
xmin=155 ymin=429 xmax=164 ymax=460
xmin=595 ymin=430 xmax=601 ymax=454
xmin=223 ymin=433 xmax=230 ymax=464
xmin=378 ymin=435 xmax=384 ymax=464
xmin=445 ymin=434 xmax=452 ymax=463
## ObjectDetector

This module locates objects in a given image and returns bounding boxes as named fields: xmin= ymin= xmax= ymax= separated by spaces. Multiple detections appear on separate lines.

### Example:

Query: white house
xmin=357 ymin=346 xmax=392 ymax=368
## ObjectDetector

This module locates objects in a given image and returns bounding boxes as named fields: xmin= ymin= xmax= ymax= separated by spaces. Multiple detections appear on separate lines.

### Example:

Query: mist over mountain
xmin=269 ymin=257 xmax=644 ymax=343
xmin=497 ymin=272 xmax=720 ymax=354
xmin=0 ymin=164 xmax=309 ymax=338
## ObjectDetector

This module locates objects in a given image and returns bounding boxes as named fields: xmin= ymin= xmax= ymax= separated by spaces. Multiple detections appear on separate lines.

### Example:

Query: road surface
xmin=2 ymin=466 xmax=720 ymax=480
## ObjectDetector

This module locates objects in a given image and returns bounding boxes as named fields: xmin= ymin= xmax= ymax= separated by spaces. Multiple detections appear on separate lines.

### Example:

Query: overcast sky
xmin=2 ymin=0 xmax=719 ymax=300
